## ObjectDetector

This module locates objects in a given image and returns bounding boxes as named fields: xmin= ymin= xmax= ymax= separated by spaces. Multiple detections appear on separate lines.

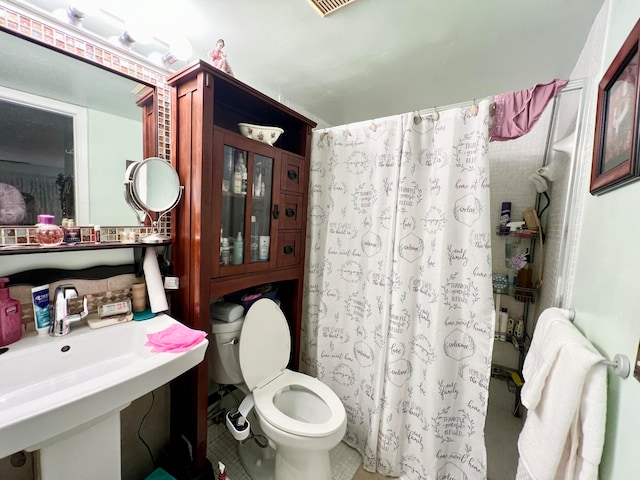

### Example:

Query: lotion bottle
xmin=0 ymin=277 xmax=22 ymax=347
xmin=232 ymin=232 xmax=244 ymax=265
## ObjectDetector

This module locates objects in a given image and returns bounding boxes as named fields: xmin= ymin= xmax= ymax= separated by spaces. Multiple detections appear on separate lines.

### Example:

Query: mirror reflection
xmin=0 ymin=29 xmax=153 ymax=227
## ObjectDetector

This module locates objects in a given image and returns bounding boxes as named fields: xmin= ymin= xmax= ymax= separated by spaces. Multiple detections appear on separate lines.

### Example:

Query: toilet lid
xmin=239 ymin=298 xmax=291 ymax=391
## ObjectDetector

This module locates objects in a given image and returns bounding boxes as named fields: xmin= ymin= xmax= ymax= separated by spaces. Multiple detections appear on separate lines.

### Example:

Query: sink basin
xmin=0 ymin=313 xmax=207 ymax=460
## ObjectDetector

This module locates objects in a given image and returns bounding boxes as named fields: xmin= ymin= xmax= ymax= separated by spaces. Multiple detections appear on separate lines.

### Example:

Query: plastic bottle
xmin=0 ymin=277 xmax=22 ymax=347
xmin=232 ymin=232 xmax=244 ymax=264
xmin=220 ymin=237 xmax=231 ymax=266
xmin=233 ymin=152 xmax=247 ymax=195
xmin=514 ymin=317 xmax=525 ymax=340
xmin=253 ymin=172 xmax=262 ymax=197
xmin=499 ymin=201 xmax=511 ymax=235
xmin=250 ymin=216 xmax=259 ymax=262
xmin=223 ymin=147 xmax=234 ymax=192
xmin=497 ymin=307 xmax=508 ymax=341
xmin=218 ymin=462 xmax=227 ymax=480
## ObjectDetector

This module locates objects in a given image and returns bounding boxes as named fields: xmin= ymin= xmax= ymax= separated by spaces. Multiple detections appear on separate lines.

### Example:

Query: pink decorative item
xmin=145 ymin=323 xmax=207 ymax=353
xmin=490 ymin=78 xmax=569 ymax=141
xmin=208 ymin=38 xmax=234 ymax=77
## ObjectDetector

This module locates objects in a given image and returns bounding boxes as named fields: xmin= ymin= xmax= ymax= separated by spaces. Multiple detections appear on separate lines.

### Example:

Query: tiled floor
xmin=485 ymin=378 xmax=524 ymax=480
xmin=207 ymin=421 xmax=363 ymax=480
xmin=207 ymin=385 xmax=523 ymax=480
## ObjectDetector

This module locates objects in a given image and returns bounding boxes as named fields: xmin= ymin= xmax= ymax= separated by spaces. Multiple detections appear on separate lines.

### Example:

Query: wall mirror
xmin=124 ymin=157 xmax=183 ymax=243
xmin=0 ymin=28 xmax=154 ymax=228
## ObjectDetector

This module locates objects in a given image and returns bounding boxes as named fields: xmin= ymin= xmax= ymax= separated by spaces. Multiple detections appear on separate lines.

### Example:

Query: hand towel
xmin=516 ymin=307 xmax=607 ymax=480
xmin=145 ymin=323 xmax=207 ymax=353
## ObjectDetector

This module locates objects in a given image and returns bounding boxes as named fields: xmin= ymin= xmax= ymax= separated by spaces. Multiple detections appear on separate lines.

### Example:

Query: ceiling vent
xmin=307 ymin=0 xmax=358 ymax=17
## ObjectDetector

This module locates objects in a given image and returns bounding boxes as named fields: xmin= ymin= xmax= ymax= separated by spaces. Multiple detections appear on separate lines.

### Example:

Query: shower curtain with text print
xmin=302 ymin=100 xmax=494 ymax=479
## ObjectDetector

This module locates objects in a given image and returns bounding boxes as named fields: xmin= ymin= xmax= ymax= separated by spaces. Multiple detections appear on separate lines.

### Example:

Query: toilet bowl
xmin=209 ymin=298 xmax=346 ymax=480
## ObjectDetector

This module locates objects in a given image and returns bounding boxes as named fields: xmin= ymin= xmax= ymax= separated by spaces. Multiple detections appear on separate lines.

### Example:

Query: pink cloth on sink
xmin=145 ymin=323 xmax=207 ymax=353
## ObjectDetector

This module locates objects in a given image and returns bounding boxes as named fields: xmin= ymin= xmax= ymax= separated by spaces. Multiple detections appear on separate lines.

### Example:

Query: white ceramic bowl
xmin=238 ymin=123 xmax=284 ymax=146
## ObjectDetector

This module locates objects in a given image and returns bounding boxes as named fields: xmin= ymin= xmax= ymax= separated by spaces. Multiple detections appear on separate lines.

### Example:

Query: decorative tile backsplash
xmin=0 ymin=225 xmax=153 ymax=247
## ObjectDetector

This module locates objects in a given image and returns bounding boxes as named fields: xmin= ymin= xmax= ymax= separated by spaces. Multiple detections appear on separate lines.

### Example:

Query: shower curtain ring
xmin=470 ymin=99 xmax=479 ymax=116
xmin=431 ymin=107 xmax=440 ymax=122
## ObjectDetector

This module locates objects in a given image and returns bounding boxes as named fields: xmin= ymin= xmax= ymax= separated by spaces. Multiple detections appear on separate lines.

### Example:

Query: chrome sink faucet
xmin=50 ymin=285 xmax=89 ymax=336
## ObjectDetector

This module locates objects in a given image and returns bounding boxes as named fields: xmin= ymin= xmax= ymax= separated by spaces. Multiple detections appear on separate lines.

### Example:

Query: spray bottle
xmin=218 ymin=461 xmax=226 ymax=480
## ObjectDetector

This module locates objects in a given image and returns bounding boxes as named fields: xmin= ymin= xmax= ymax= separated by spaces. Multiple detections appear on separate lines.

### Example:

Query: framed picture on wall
xmin=590 ymin=19 xmax=640 ymax=195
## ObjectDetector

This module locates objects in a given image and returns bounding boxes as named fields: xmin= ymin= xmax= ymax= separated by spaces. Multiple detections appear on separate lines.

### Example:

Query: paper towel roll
xmin=143 ymin=247 xmax=168 ymax=313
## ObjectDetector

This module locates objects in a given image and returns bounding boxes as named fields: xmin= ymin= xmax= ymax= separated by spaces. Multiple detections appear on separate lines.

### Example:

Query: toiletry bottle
xmin=234 ymin=152 xmax=247 ymax=195
xmin=514 ymin=317 xmax=525 ymax=340
xmin=0 ymin=278 xmax=22 ymax=347
xmin=507 ymin=316 xmax=514 ymax=338
xmin=31 ymin=284 xmax=51 ymax=334
xmin=232 ymin=232 xmax=244 ymax=264
xmin=63 ymin=218 xmax=81 ymax=244
xmin=497 ymin=307 xmax=508 ymax=341
xmin=223 ymin=147 xmax=234 ymax=192
xmin=36 ymin=214 xmax=64 ymax=246
xmin=499 ymin=201 xmax=511 ymax=235
xmin=250 ymin=216 xmax=259 ymax=262
xmin=220 ymin=237 xmax=231 ymax=266
xmin=218 ymin=462 xmax=226 ymax=480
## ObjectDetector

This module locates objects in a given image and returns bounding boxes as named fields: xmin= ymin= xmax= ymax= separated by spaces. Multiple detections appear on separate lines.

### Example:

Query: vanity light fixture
xmin=116 ymin=22 xmax=154 ymax=49
xmin=152 ymin=37 xmax=193 ymax=67
xmin=117 ymin=30 xmax=137 ymax=48
xmin=64 ymin=5 xmax=85 ymax=25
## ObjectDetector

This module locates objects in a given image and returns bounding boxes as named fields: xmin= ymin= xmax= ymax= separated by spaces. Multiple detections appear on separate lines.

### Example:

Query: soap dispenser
xmin=0 ymin=277 xmax=22 ymax=347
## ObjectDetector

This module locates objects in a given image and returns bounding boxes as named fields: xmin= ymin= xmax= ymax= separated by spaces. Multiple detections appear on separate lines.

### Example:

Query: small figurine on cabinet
xmin=208 ymin=38 xmax=234 ymax=77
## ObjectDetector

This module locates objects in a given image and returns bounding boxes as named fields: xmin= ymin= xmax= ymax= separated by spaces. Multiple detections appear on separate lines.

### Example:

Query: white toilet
xmin=209 ymin=298 xmax=347 ymax=480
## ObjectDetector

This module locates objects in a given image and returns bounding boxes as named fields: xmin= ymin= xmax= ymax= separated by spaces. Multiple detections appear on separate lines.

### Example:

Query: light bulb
xmin=169 ymin=37 xmax=193 ymax=61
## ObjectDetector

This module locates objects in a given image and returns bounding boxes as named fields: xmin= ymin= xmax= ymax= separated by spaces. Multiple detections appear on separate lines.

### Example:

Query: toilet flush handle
xmin=222 ymin=337 xmax=238 ymax=346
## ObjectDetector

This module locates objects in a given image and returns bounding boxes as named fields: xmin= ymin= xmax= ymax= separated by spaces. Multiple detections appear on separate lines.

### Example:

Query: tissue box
xmin=210 ymin=301 xmax=245 ymax=323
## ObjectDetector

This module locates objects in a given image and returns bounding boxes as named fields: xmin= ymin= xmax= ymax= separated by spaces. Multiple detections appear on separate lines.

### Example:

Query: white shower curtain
xmin=302 ymin=100 xmax=494 ymax=479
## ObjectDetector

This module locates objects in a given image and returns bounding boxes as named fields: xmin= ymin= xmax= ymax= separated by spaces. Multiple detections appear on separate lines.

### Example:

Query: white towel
xmin=516 ymin=307 xmax=607 ymax=480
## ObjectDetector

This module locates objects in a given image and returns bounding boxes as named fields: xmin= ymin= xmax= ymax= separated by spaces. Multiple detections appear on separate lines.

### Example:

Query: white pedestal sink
xmin=0 ymin=313 xmax=208 ymax=479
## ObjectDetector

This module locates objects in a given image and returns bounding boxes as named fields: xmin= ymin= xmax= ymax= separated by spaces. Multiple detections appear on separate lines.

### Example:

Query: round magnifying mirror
xmin=124 ymin=157 xmax=183 ymax=243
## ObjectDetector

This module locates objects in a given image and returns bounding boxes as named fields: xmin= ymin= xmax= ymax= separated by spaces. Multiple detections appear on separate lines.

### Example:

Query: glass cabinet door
xmin=250 ymin=154 xmax=273 ymax=263
xmin=220 ymin=144 xmax=273 ymax=268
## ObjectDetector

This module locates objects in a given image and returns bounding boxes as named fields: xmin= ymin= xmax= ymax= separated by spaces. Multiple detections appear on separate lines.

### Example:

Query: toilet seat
xmin=239 ymin=299 xmax=346 ymax=438
xmin=253 ymin=369 xmax=346 ymax=437
xmin=239 ymin=298 xmax=291 ymax=391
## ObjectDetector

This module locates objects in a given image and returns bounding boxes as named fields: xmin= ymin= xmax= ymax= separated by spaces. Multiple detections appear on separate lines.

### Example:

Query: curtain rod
xmin=316 ymin=78 xmax=584 ymax=131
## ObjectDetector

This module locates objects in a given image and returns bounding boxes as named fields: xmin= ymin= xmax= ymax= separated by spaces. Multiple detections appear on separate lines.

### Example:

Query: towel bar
xmin=600 ymin=354 xmax=631 ymax=378
xmin=561 ymin=308 xmax=630 ymax=378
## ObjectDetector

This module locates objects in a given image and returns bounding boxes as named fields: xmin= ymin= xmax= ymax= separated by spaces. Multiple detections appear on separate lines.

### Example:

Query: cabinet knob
xmin=283 ymin=245 xmax=294 ymax=255
xmin=287 ymin=170 xmax=298 ymax=180
xmin=285 ymin=208 xmax=296 ymax=218
xmin=273 ymin=204 xmax=280 ymax=219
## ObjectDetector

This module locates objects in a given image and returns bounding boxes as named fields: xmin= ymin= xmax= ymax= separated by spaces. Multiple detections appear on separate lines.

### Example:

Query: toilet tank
xmin=209 ymin=317 xmax=244 ymax=385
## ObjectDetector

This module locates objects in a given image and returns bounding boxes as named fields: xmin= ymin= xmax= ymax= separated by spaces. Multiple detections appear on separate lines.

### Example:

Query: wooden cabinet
xmin=166 ymin=61 xmax=315 ymax=472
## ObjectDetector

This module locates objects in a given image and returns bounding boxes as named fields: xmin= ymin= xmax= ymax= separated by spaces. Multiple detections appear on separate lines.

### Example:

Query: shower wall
xmin=488 ymin=106 xmax=551 ymax=383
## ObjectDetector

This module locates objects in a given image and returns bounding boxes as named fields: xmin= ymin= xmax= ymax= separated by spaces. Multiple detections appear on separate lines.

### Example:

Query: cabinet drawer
xmin=277 ymin=231 xmax=302 ymax=268
xmin=278 ymin=194 xmax=303 ymax=230
xmin=280 ymin=154 xmax=305 ymax=194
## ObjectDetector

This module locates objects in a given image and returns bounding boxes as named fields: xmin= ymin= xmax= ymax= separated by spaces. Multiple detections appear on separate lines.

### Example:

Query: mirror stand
xmin=123 ymin=158 xmax=184 ymax=244
xmin=142 ymin=188 xmax=183 ymax=244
